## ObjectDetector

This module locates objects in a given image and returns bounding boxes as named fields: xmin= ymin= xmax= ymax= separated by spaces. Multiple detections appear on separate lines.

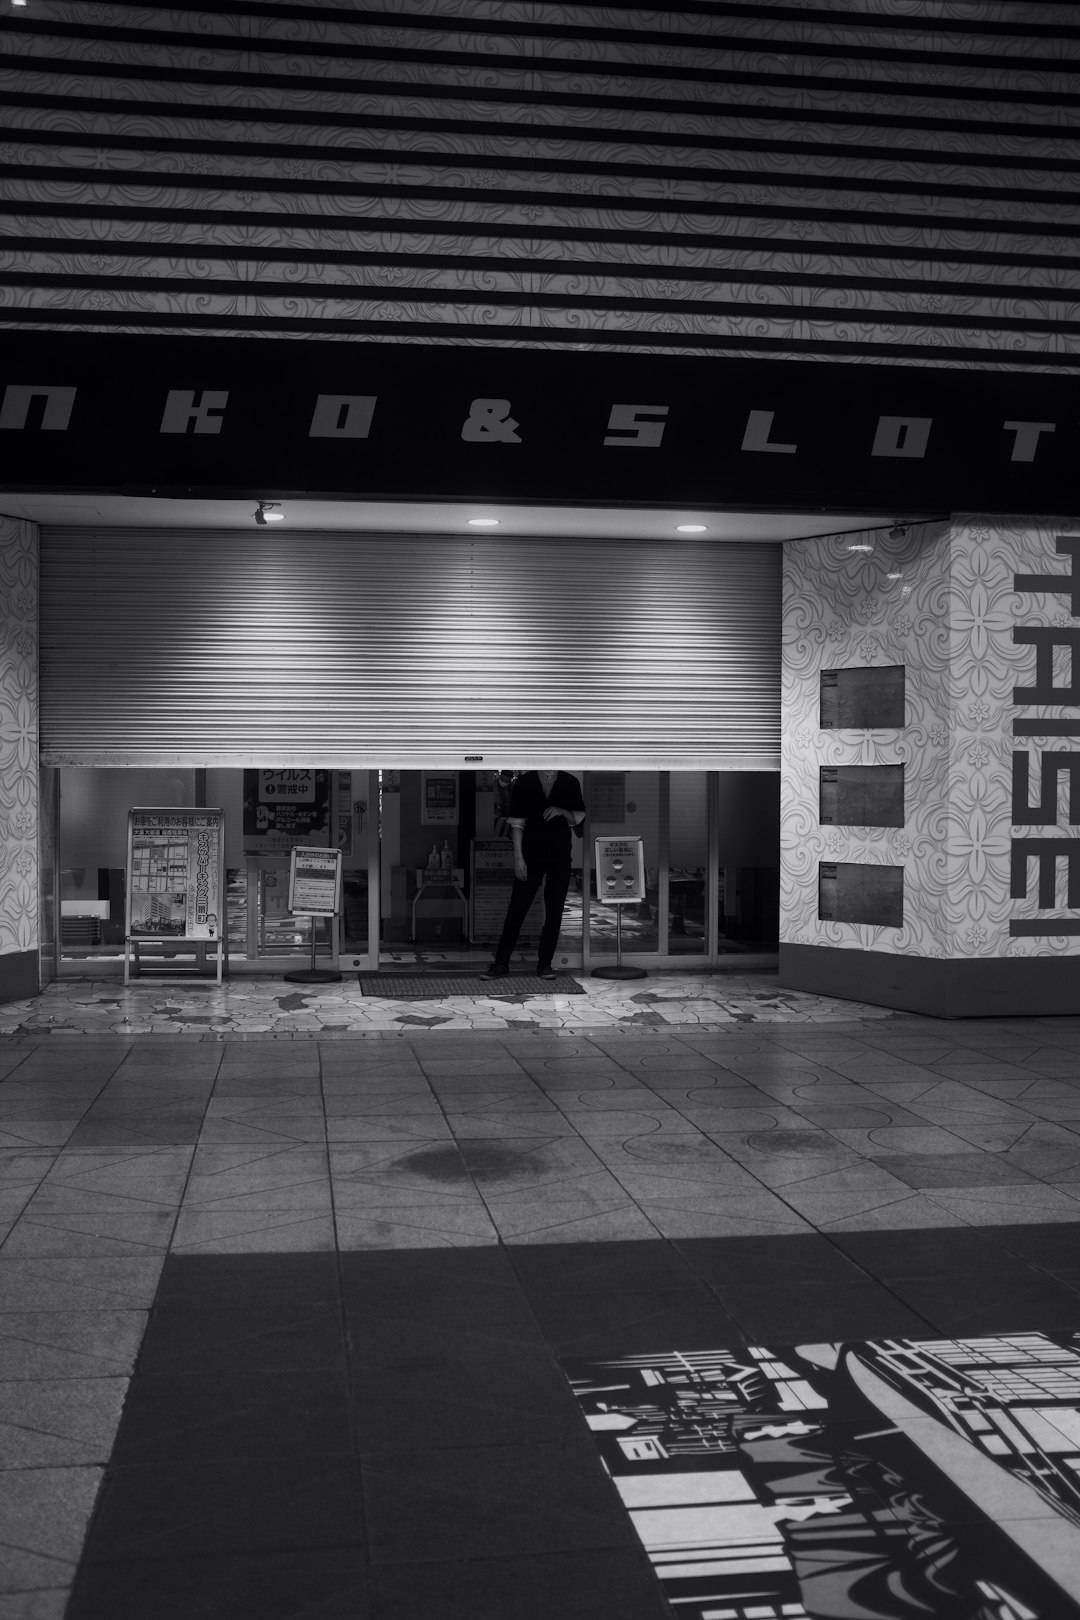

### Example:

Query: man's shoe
xmin=537 ymin=964 xmax=557 ymax=981
xmin=484 ymin=962 xmax=509 ymax=978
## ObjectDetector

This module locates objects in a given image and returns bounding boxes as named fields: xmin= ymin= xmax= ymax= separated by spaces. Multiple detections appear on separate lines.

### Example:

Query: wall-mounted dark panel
xmin=819 ymin=862 xmax=904 ymax=927
xmin=820 ymin=764 xmax=904 ymax=828
xmin=820 ymin=666 xmax=905 ymax=729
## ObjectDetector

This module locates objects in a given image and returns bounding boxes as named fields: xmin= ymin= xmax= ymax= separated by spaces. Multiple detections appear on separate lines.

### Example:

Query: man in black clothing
xmin=485 ymin=768 xmax=585 ymax=980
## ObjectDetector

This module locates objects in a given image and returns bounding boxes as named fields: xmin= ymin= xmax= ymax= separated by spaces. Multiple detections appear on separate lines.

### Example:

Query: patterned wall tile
xmin=0 ymin=517 xmax=39 ymax=959
xmin=0 ymin=4 xmax=1076 ymax=369
xmin=782 ymin=514 xmax=1080 ymax=962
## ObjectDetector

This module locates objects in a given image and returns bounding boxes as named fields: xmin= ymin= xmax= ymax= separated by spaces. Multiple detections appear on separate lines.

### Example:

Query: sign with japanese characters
xmin=469 ymin=838 xmax=543 ymax=942
xmin=594 ymin=836 xmax=646 ymax=904
xmin=288 ymin=846 xmax=342 ymax=917
xmin=126 ymin=807 xmax=224 ymax=940
xmin=242 ymin=769 xmax=330 ymax=853
xmin=422 ymin=772 xmax=459 ymax=825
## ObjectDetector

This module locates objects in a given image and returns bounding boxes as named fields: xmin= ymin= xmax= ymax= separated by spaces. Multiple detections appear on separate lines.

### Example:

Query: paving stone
xmin=5 ymin=1003 xmax=1080 ymax=1620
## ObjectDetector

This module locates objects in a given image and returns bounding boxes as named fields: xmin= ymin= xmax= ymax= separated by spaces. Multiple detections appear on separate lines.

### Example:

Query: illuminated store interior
xmin=53 ymin=764 xmax=779 ymax=975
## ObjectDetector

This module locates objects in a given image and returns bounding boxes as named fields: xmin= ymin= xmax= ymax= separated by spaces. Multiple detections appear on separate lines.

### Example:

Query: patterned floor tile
xmin=7 ymin=1006 xmax=1080 ymax=1620
xmin=0 ymin=1312 xmax=148 ymax=1379
xmin=0 ymin=1258 xmax=164 ymax=1312
xmin=1 ymin=1211 xmax=178 ymax=1257
xmin=334 ymin=1206 xmax=499 ymax=1248
xmin=169 ymin=1210 xmax=338 ymax=1254
xmin=0 ymin=1378 xmax=128 ymax=1470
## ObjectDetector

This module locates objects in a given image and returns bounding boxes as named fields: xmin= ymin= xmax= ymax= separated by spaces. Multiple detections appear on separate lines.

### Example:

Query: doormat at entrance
xmin=357 ymin=974 xmax=586 ymax=998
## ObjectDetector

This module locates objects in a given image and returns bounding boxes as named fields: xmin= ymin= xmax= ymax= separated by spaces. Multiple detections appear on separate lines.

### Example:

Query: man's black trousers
xmin=494 ymin=861 xmax=573 ymax=968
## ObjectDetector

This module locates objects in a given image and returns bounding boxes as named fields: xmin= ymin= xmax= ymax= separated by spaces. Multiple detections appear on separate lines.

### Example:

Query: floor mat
xmin=357 ymin=973 xmax=586 ymax=998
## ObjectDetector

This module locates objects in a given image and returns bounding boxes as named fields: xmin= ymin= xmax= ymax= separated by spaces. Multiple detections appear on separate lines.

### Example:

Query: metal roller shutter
xmin=39 ymin=529 xmax=780 ymax=769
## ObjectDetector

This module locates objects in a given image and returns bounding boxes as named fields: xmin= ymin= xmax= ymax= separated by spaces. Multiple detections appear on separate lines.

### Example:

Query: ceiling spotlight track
xmin=254 ymin=502 xmax=284 ymax=526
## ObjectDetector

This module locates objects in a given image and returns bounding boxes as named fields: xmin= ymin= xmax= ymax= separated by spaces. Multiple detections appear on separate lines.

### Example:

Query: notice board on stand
xmin=470 ymin=838 xmax=543 ymax=943
xmin=594 ymin=836 xmax=646 ymax=903
xmin=288 ymin=846 xmax=343 ymax=917
xmin=125 ymin=807 xmax=227 ymax=983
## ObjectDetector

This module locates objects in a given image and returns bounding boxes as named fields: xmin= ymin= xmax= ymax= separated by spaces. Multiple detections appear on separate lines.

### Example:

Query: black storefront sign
xmin=1 ymin=331 xmax=1078 ymax=512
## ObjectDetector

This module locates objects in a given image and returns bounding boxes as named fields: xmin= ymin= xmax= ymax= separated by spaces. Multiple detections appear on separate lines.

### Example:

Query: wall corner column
xmin=779 ymin=514 xmax=1080 ymax=1018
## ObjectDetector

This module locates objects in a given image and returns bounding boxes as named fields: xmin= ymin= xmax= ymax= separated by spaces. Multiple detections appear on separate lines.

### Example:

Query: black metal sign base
xmin=284 ymin=919 xmax=341 ymax=984
xmin=591 ymin=904 xmax=647 ymax=980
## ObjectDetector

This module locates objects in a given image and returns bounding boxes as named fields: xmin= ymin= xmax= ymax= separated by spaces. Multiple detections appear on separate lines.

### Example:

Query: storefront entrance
xmin=51 ymin=768 xmax=779 ymax=978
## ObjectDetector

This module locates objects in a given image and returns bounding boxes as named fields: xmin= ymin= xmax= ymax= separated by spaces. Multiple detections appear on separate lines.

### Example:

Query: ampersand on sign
xmin=461 ymin=398 xmax=522 ymax=443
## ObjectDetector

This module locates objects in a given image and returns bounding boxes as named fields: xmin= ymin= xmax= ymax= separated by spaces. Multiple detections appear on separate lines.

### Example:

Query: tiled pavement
xmin=4 ymin=975 xmax=1080 ymax=1616
xmin=0 ymin=958 xmax=885 ymax=1037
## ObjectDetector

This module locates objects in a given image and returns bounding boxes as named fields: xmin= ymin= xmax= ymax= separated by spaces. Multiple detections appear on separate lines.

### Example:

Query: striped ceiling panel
xmin=1 ymin=0 xmax=1078 ymax=369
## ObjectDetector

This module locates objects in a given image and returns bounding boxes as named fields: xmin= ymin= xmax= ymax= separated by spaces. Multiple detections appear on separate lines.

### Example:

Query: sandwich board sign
xmin=125 ymin=807 xmax=226 ymax=983
xmin=594 ymin=836 xmax=646 ymax=904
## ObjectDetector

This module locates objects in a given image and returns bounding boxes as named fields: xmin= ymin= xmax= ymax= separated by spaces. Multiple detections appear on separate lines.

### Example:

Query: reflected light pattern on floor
xmin=567 ymin=1333 xmax=1080 ymax=1620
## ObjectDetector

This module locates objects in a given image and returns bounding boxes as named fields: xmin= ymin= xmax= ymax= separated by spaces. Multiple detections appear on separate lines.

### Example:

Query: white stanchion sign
xmin=288 ymin=846 xmax=342 ymax=917
xmin=594 ymin=836 xmax=645 ymax=903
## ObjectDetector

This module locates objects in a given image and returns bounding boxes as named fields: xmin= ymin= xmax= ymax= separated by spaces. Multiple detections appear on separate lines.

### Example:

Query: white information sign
xmin=125 ymin=807 xmax=227 ymax=984
xmin=422 ymin=771 xmax=459 ymax=825
xmin=127 ymin=808 xmax=225 ymax=939
xmin=594 ymin=836 xmax=646 ymax=904
xmin=469 ymin=838 xmax=543 ymax=942
xmin=288 ymin=846 xmax=343 ymax=917
xmin=260 ymin=768 xmax=317 ymax=803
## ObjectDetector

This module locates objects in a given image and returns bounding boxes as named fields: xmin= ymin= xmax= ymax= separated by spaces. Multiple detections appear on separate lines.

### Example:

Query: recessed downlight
xmin=468 ymin=517 xmax=500 ymax=527
xmin=676 ymin=523 xmax=708 ymax=533
xmin=847 ymin=543 xmax=874 ymax=552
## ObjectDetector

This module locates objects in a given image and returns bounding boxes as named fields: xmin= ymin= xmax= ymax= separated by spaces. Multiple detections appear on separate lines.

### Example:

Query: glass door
xmin=583 ymin=770 xmax=714 ymax=969
xmin=377 ymin=769 xmax=586 ymax=969
xmin=581 ymin=771 xmax=780 ymax=968
xmin=334 ymin=769 xmax=379 ymax=973
xmin=223 ymin=767 xmax=378 ymax=973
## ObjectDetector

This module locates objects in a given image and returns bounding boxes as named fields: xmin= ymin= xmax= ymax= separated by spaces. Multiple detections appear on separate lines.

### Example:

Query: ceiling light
xmin=676 ymin=524 xmax=708 ymax=533
xmin=468 ymin=517 xmax=500 ymax=527
xmin=847 ymin=543 xmax=873 ymax=552
xmin=886 ymin=571 xmax=903 ymax=580
xmin=254 ymin=502 xmax=284 ymax=525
